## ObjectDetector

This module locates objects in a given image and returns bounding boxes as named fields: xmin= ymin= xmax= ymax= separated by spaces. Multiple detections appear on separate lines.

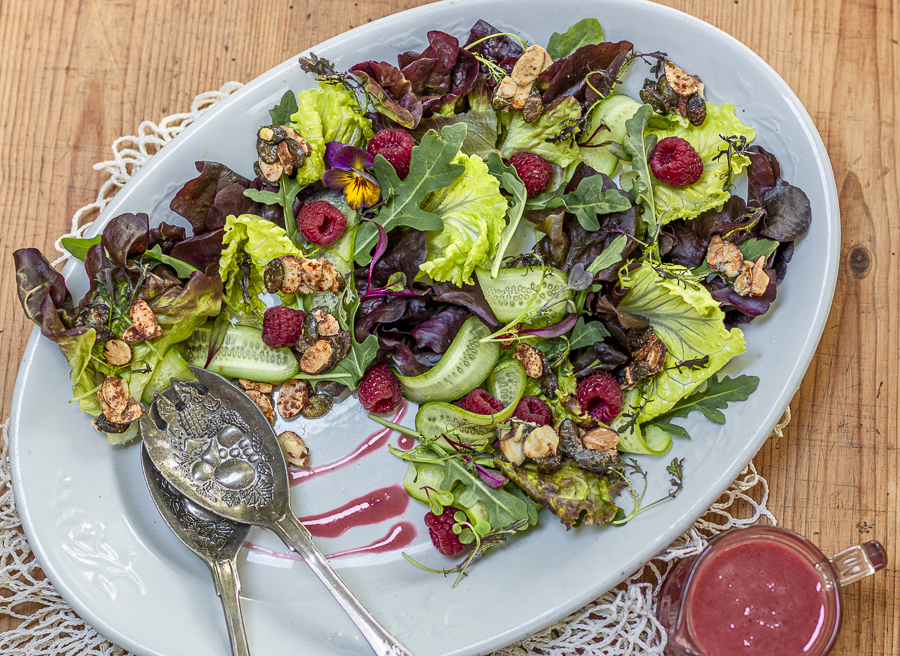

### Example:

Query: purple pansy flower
xmin=323 ymin=142 xmax=381 ymax=209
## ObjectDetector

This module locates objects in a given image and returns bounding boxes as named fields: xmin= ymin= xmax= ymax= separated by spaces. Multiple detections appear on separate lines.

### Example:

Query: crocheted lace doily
xmin=1 ymin=82 xmax=791 ymax=656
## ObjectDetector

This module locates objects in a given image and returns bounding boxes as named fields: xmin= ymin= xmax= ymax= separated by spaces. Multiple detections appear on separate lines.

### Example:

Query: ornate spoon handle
xmin=210 ymin=558 xmax=252 ymax=656
xmin=272 ymin=514 xmax=414 ymax=656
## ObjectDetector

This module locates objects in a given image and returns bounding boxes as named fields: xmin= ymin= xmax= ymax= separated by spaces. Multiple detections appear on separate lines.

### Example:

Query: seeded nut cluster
xmin=492 ymin=45 xmax=553 ymax=123
xmin=706 ymin=236 xmax=771 ymax=297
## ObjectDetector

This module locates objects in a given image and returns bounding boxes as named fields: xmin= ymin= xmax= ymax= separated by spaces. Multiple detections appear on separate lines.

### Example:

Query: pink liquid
xmin=298 ymin=485 xmax=409 ymax=539
xmin=244 ymin=521 xmax=417 ymax=560
xmin=396 ymin=434 xmax=416 ymax=451
xmin=290 ymin=401 xmax=408 ymax=484
xmin=686 ymin=539 xmax=829 ymax=656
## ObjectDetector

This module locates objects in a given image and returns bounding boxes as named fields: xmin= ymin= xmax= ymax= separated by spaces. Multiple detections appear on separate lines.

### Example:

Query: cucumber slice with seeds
xmin=182 ymin=323 xmax=300 ymax=383
xmin=475 ymin=266 xmax=571 ymax=326
xmin=396 ymin=317 xmax=500 ymax=404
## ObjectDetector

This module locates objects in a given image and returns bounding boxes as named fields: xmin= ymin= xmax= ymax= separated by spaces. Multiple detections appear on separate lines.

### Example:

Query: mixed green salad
xmin=14 ymin=18 xmax=811 ymax=580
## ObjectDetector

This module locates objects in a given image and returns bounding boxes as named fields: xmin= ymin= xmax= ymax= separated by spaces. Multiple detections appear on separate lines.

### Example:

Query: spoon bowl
xmin=139 ymin=366 xmax=414 ymax=656
xmin=140 ymin=445 xmax=252 ymax=656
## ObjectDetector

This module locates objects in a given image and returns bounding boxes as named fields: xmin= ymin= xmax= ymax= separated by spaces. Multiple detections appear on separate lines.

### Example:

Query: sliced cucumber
xmin=181 ymin=323 xmax=300 ymax=383
xmin=582 ymin=94 xmax=642 ymax=177
xmin=475 ymin=266 xmax=570 ymax=326
xmin=487 ymin=358 xmax=527 ymax=407
xmin=414 ymin=359 xmax=526 ymax=448
xmin=396 ymin=317 xmax=500 ymax=404
xmin=141 ymin=349 xmax=195 ymax=404
xmin=402 ymin=463 xmax=445 ymax=504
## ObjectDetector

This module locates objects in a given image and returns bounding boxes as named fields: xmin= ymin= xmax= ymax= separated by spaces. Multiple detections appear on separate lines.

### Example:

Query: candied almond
xmin=245 ymin=389 xmax=275 ymax=424
xmin=237 ymin=379 xmax=274 ymax=394
xmin=514 ymin=343 xmax=543 ymax=378
xmin=581 ymin=427 xmax=620 ymax=451
xmin=523 ymin=425 xmax=559 ymax=459
xmin=103 ymin=339 xmax=132 ymax=366
xmin=749 ymin=256 xmax=770 ymax=296
xmin=123 ymin=300 xmax=163 ymax=342
xmin=277 ymin=379 xmax=311 ymax=419
xmin=511 ymin=45 xmax=552 ymax=86
xmin=664 ymin=61 xmax=699 ymax=97
xmin=277 ymin=431 xmax=310 ymax=468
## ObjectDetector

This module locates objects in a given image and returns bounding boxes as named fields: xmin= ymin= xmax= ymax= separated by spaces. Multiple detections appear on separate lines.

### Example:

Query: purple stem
xmin=519 ymin=313 xmax=578 ymax=338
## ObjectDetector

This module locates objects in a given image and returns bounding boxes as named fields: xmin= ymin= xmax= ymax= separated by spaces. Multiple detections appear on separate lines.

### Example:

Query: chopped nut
xmin=103 ymin=339 xmax=132 ymax=366
xmin=244 ymin=389 xmax=275 ymax=424
xmin=514 ymin=343 xmax=543 ymax=378
xmin=282 ymin=127 xmax=310 ymax=155
xmin=496 ymin=76 xmax=518 ymax=99
xmin=522 ymin=89 xmax=543 ymax=123
xmin=268 ymin=256 xmax=342 ymax=295
xmin=237 ymin=379 xmax=274 ymax=394
xmin=733 ymin=262 xmax=752 ymax=296
xmin=510 ymin=81 xmax=533 ymax=110
xmin=581 ymin=427 xmax=620 ymax=451
xmin=100 ymin=377 xmax=131 ymax=414
xmin=523 ymin=425 xmax=559 ymax=459
xmin=706 ymin=235 xmax=744 ymax=278
xmin=664 ymin=61 xmax=699 ymax=97
xmin=277 ymin=379 xmax=311 ymax=419
xmin=123 ymin=300 xmax=163 ymax=342
xmin=498 ymin=420 xmax=530 ymax=466
xmin=511 ymin=45 xmax=552 ymax=86
xmin=618 ymin=326 xmax=667 ymax=390
xmin=316 ymin=313 xmax=340 ymax=337
xmin=256 ymin=158 xmax=284 ymax=185
xmin=749 ymin=256 xmax=770 ymax=296
xmin=299 ymin=340 xmax=334 ymax=375
xmin=277 ymin=431 xmax=310 ymax=468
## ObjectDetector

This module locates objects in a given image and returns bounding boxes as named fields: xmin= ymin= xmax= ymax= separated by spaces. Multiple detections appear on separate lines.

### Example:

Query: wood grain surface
xmin=0 ymin=0 xmax=896 ymax=654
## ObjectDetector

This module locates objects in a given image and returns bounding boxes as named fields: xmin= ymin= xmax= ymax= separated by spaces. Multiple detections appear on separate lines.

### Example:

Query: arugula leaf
xmin=653 ymin=374 xmax=760 ymax=425
xmin=354 ymin=123 xmax=467 ymax=265
xmin=269 ymin=90 xmax=299 ymax=125
xmin=568 ymin=316 xmax=610 ymax=351
xmin=486 ymin=152 xmax=528 ymax=278
xmin=587 ymin=234 xmax=630 ymax=275
xmin=143 ymin=244 xmax=201 ymax=279
xmin=646 ymin=416 xmax=692 ymax=440
xmin=243 ymin=175 xmax=305 ymax=244
xmin=547 ymin=18 xmax=604 ymax=59
xmin=61 ymin=236 xmax=101 ymax=261
xmin=619 ymin=104 xmax=657 ymax=239
xmin=545 ymin=175 xmax=632 ymax=231
xmin=694 ymin=237 xmax=779 ymax=278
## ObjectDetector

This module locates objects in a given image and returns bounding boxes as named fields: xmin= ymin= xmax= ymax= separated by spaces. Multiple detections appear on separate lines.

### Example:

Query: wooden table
xmin=1 ymin=0 xmax=895 ymax=653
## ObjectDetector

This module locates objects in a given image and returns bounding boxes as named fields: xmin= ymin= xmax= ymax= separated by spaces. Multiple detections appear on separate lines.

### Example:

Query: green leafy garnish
xmin=486 ymin=152 xmax=528 ymax=278
xmin=269 ymin=89 xmax=299 ymax=125
xmin=547 ymin=18 xmax=604 ymax=59
xmin=645 ymin=374 xmax=760 ymax=438
xmin=568 ymin=316 xmax=610 ymax=351
xmin=244 ymin=176 xmax=306 ymax=244
xmin=61 ymin=236 xmax=101 ymax=261
xmin=544 ymin=174 xmax=632 ymax=231
xmin=587 ymin=234 xmax=630 ymax=275
xmin=143 ymin=244 xmax=201 ymax=279
xmin=619 ymin=104 xmax=658 ymax=239
xmin=354 ymin=123 xmax=468 ymax=265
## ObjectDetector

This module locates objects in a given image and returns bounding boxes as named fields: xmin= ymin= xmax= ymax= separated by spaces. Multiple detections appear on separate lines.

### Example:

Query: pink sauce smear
xmin=244 ymin=522 xmax=417 ymax=560
xmin=246 ymin=401 xmax=419 ymax=559
xmin=290 ymin=401 xmax=408 ymax=484
xmin=686 ymin=539 xmax=829 ymax=656
xmin=298 ymin=485 xmax=409 ymax=539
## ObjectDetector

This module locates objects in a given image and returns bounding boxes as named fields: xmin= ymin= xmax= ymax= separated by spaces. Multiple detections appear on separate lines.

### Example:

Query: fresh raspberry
xmin=649 ymin=137 xmax=703 ymax=187
xmin=576 ymin=373 xmax=624 ymax=423
xmin=513 ymin=396 xmax=551 ymax=426
xmin=358 ymin=363 xmax=404 ymax=414
xmin=508 ymin=151 xmax=552 ymax=197
xmin=459 ymin=388 xmax=504 ymax=415
xmin=424 ymin=507 xmax=467 ymax=557
xmin=299 ymin=200 xmax=346 ymax=246
xmin=261 ymin=306 xmax=306 ymax=349
xmin=367 ymin=129 xmax=415 ymax=179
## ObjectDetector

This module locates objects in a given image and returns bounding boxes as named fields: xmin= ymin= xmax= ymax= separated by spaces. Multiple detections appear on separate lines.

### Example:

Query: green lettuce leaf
xmin=547 ymin=18 xmax=604 ymax=59
xmin=289 ymin=81 xmax=374 ymax=187
xmin=498 ymin=96 xmax=581 ymax=168
xmin=617 ymin=262 xmax=746 ymax=420
xmin=485 ymin=152 xmax=527 ymax=277
xmin=418 ymin=152 xmax=509 ymax=286
xmin=219 ymin=214 xmax=304 ymax=319
xmin=495 ymin=460 xmax=623 ymax=528
xmin=624 ymin=103 xmax=756 ymax=224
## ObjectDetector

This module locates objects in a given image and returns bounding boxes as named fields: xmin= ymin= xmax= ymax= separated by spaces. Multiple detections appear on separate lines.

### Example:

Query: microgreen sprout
xmin=611 ymin=456 xmax=685 ymax=525
xmin=713 ymin=134 xmax=750 ymax=190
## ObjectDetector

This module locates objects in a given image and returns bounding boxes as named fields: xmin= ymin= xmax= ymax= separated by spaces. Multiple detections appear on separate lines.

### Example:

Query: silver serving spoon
xmin=139 ymin=366 xmax=414 ymax=656
xmin=140 ymin=444 xmax=252 ymax=656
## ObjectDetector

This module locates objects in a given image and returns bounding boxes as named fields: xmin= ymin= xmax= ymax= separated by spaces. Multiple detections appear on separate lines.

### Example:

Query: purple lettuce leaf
xmin=536 ymin=41 xmax=633 ymax=107
xmin=101 ymin=213 xmax=151 ymax=273
xmin=431 ymin=280 xmax=499 ymax=329
xmin=463 ymin=19 xmax=524 ymax=63
xmin=168 ymin=228 xmax=226 ymax=276
xmin=760 ymin=179 xmax=812 ymax=242
xmin=148 ymin=223 xmax=187 ymax=255
xmin=349 ymin=61 xmax=423 ymax=129
xmin=398 ymin=31 xmax=480 ymax=117
xmin=169 ymin=162 xmax=252 ymax=234
xmin=411 ymin=305 xmax=469 ymax=352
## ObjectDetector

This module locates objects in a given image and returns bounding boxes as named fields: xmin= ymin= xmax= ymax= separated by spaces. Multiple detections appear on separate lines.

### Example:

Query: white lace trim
xmin=4 ymin=83 xmax=790 ymax=654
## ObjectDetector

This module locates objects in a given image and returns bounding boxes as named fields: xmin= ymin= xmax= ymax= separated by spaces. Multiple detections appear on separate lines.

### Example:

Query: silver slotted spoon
xmin=138 ymin=366 xmax=414 ymax=656
xmin=140 ymin=445 xmax=252 ymax=656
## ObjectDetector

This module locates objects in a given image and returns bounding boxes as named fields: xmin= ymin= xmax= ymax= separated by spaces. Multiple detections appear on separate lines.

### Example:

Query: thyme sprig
xmin=712 ymin=134 xmax=750 ymax=190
